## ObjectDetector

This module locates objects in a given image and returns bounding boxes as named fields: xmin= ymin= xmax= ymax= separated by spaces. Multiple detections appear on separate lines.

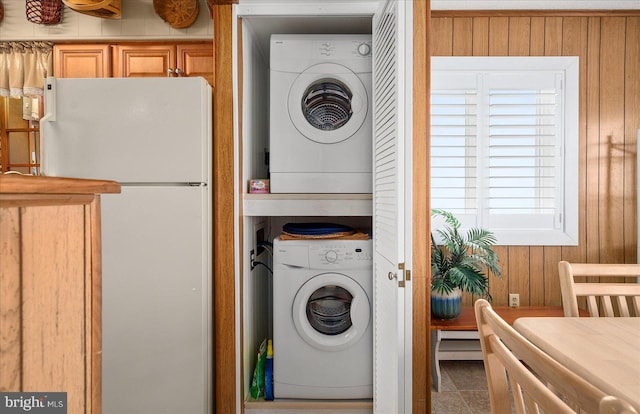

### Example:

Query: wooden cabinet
xmin=112 ymin=44 xmax=175 ymax=78
xmin=54 ymin=42 xmax=214 ymax=86
xmin=54 ymin=44 xmax=112 ymax=78
xmin=113 ymin=42 xmax=214 ymax=86
xmin=0 ymin=175 xmax=120 ymax=414
xmin=176 ymin=43 xmax=215 ymax=86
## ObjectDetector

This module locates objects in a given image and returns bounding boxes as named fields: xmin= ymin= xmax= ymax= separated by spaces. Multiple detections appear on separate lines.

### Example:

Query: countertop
xmin=0 ymin=174 xmax=120 ymax=195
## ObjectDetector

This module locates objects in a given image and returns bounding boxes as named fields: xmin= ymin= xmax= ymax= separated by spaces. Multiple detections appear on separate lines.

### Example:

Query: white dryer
xmin=269 ymin=34 xmax=373 ymax=193
xmin=272 ymin=237 xmax=373 ymax=399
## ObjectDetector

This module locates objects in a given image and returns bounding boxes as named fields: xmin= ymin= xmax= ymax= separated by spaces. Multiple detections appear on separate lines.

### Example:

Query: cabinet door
xmin=54 ymin=44 xmax=111 ymax=78
xmin=177 ymin=43 xmax=215 ymax=87
xmin=0 ymin=207 xmax=21 ymax=390
xmin=112 ymin=44 xmax=175 ymax=78
xmin=0 ymin=201 xmax=100 ymax=414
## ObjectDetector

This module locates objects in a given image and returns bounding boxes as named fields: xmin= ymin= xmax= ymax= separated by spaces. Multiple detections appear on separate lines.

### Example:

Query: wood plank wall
xmin=431 ymin=12 xmax=640 ymax=307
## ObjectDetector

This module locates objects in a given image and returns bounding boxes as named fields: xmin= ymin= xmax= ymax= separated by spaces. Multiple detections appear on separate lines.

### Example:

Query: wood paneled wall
xmin=431 ymin=13 xmax=640 ymax=307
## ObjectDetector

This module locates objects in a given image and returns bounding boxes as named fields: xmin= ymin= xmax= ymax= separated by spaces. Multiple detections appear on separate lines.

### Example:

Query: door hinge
xmin=398 ymin=263 xmax=407 ymax=288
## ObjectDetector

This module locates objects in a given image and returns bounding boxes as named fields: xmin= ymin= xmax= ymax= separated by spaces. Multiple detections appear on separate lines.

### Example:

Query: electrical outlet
xmin=509 ymin=293 xmax=520 ymax=308
xmin=256 ymin=227 xmax=265 ymax=256
xmin=253 ymin=222 xmax=266 ymax=257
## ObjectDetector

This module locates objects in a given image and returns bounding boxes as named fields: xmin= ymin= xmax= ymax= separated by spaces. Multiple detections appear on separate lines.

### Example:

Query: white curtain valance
xmin=0 ymin=41 xmax=53 ymax=98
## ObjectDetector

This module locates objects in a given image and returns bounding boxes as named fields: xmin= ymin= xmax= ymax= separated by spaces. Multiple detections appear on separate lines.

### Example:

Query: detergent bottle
xmin=265 ymin=339 xmax=274 ymax=400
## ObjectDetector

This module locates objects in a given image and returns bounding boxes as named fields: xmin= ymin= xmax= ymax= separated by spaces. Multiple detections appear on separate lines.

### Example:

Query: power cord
xmin=251 ymin=259 xmax=272 ymax=274
xmin=250 ymin=241 xmax=273 ymax=273
xmin=257 ymin=240 xmax=274 ymax=256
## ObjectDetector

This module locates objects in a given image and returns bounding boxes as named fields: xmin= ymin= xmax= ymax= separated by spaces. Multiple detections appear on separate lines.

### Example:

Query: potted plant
xmin=430 ymin=209 xmax=502 ymax=319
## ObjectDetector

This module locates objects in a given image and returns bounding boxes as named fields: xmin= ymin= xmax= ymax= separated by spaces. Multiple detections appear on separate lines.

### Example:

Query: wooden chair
xmin=600 ymin=396 xmax=639 ymax=414
xmin=558 ymin=261 xmax=640 ymax=317
xmin=475 ymin=299 xmax=607 ymax=414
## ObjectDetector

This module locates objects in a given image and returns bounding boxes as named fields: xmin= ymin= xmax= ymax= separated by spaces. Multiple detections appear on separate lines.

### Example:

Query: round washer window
xmin=301 ymin=79 xmax=353 ymax=131
xmin=287 ymin=63 xmax=369 ymax=145
xmin=292 ymin=272 xmax=370 ymax=351
xmin=306 ymin=285 xmax=353 ymax=335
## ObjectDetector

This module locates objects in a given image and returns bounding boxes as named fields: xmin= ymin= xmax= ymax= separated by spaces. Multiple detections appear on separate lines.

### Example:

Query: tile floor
xmin=431 ymin=361 xmax=492 ymax=414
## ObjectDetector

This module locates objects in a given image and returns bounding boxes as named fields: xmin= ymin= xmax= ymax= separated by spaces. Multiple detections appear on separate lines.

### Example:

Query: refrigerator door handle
xmin=39 ymin=77 xmax=57 ymax=176
xmin=41 ymin=77 xmax=57 ymax=123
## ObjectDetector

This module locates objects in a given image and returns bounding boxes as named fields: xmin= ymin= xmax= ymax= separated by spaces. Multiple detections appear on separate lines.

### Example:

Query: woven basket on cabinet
xmin=153 ymin=0 xmax=199 ymax=29
xmin=26 ymin=0 xmax=63 ymax=25
xmin=62 ymin=0 xmax=121 ymax=19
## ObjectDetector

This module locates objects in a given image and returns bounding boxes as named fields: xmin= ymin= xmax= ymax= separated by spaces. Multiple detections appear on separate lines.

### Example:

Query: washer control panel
xmin=270 ymin=34 xmax=372 ymax=73
xmin=309 ymin=241 xmax=373 ymax=269
xmin=314 ymin=39 xmax=372 ymax=58
xmin=274 ymin=238 xmax=373 ymax=270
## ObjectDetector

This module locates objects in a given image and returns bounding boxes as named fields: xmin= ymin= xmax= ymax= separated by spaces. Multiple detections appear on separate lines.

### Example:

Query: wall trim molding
xmin=432 ymin=9 xmax=640 ymax=17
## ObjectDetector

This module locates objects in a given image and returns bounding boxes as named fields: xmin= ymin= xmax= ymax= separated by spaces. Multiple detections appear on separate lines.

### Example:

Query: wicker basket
xmin=26 ymin=0 xmax=63 ymax=25
xmin=153 ymin=0 xmax=199 ymax=29
xmin=62 ymin=0 xmax=121 ymax=19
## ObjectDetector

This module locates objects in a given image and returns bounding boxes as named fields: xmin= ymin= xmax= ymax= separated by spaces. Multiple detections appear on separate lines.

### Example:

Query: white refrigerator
xmin=40 ymin=77 xmax=212 ymax=414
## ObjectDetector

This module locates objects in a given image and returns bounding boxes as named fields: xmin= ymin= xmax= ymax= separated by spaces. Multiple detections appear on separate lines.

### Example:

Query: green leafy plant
xmin=431 ymin=209 xmax=502 ymax=299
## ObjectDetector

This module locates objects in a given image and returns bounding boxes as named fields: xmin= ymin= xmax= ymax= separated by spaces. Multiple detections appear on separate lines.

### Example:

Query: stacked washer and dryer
xmin=269 ymin=35 xmax=374 ymax=399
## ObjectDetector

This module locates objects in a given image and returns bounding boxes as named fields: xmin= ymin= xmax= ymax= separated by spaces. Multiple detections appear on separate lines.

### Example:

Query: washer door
xmin=292 ymin=272 xmax=371 ymax=352
xmin=288 ymin=63 xmax=369 ymax=144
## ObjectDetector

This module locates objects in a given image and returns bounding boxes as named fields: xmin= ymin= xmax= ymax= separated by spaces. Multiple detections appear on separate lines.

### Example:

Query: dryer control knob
xmin=357 ymin=43 xmax=371 ymax=56
xmin=325 ymin=250 xmax=338 ymax=263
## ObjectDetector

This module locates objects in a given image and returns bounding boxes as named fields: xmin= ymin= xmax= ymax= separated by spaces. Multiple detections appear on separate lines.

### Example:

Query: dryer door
xmin=288 ymin=63 xmax=369 ymax=144
xmin=292 ymin=272 xmax=371 ymax=352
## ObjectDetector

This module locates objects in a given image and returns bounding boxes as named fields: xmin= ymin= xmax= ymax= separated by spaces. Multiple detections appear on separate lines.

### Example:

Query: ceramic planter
xmin=431 ymin=288 xmax=462 ymax=320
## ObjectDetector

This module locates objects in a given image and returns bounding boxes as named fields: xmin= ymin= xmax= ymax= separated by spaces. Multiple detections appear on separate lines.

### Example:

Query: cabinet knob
xmin=167 ymin=68 xmax=175 ymax=76
xmin=175 ymin=68 xmax=183 ymax=76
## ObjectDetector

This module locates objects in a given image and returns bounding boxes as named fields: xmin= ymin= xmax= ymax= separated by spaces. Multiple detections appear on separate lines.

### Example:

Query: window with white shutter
xmin=431 ymin=57 xmax=579 ymax=245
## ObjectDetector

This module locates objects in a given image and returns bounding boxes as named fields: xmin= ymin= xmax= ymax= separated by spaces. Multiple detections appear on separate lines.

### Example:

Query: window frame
xmin=431 ymin=56 xmax=579 ymax=246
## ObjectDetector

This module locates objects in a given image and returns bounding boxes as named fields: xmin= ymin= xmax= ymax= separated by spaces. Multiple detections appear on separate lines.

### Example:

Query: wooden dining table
xmin=513 ymin=317 xmax=640 ymax=411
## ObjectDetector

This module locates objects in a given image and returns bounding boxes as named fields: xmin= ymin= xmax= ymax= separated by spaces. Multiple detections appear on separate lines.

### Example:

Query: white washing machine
xmin=273 ymin=237 xmax=373 ymax=399
xmin=269 ymin=34 xmax=373 ymax=193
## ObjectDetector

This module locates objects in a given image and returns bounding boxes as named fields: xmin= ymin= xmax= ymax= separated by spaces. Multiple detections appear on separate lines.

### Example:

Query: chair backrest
xmin=600 ymin=396 xmax=639 ymax=414
xmin=475 ymin=299 xmax=607 ymax=414
xmin=558 ymin=261 xmax=640 ymax=317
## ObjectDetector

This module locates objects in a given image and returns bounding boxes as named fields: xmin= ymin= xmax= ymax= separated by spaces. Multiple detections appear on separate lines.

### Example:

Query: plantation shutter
xmin=484 ymin=71 xmax=564 ymax=231
xmin=431 ymin=61 xmax=574 ymax=244
xmin=431 ymin=72 xmax=479 ymax=227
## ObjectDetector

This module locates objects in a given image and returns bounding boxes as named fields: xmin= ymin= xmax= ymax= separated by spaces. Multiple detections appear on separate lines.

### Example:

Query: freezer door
xmin=100 ymin=186 xmax=211 ymax=414
xmin=40 ymin=77 xmax=212 ymax=184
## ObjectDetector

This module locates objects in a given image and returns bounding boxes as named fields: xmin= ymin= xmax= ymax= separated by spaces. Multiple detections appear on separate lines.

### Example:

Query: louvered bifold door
xmin=372 ymin=0 xmax=413 ymax=412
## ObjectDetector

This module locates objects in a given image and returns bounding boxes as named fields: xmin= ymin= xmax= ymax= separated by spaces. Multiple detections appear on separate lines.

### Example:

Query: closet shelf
xmin=243 ymin=193 xmax=373 ymax=216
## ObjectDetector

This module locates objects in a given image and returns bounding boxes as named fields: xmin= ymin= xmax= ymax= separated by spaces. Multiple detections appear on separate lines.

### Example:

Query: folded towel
xmin=279 ymin=231 xmax=369 ymax=240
